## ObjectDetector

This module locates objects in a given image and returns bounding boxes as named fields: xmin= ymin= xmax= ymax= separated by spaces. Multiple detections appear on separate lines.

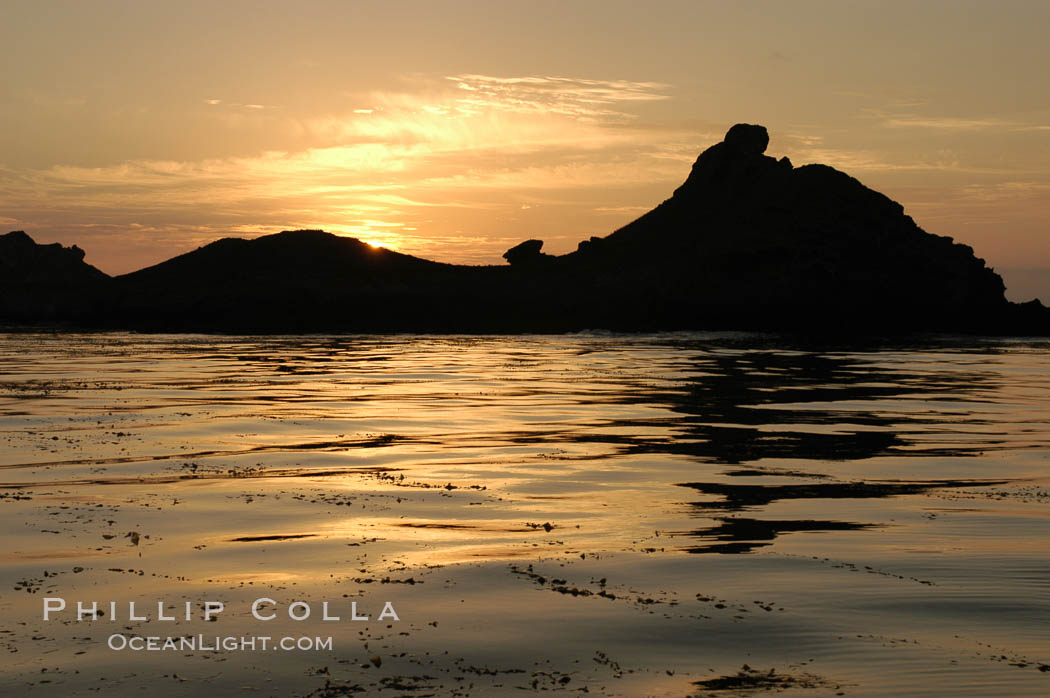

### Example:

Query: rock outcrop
xmin=0 ymin=231 xmax=109 ymax=323
xmin=502 ymin=239 xmax=553 ymax=267
xmin=1 ymin=231 xmax=107 ymax=284
xmin=558 ymin=124 xmax=1016 ymax=331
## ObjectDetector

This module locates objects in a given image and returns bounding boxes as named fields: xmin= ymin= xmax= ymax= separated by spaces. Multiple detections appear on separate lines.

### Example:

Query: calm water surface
xmin=1 ymin=332 xmax=1048 ymax=696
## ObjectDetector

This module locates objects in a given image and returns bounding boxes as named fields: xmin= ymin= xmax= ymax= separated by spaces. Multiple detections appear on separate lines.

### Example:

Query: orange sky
xmin=2 ymin=1 xmax=1049 ymax=301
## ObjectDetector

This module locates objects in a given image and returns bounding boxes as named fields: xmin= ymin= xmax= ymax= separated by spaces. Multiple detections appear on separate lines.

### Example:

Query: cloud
xmin=2 ymin=74 xmax=699 ymax=272
xmin=786 ymin=147 xmax=958 ymax=173
xmin=302 ymin=75 xmax=673 ymax=154
xmin=445 ymin=74 xmax=671 ymax=120
xmin=593 ymin=205 xmax=650 ymax=214
xmin=957 ymin=181 xmax=1050 ymax=202
xmin=876 ymin=113 xmax=1050 ymax=133
xmin=883 ymin=116 xmax=1022 ymax=130
xmin=782 ymin=143 xmax=1020 ymax=176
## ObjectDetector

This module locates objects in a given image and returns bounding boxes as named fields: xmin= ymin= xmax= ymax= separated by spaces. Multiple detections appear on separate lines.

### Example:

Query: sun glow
xmin=327 ymin=225 xmax=403 ymax=253
xmin=0 ymin=74 xmax=686 ymax=272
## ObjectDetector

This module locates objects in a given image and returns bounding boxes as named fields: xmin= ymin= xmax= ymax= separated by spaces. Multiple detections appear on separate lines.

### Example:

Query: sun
xmin=328 ymin=225 xmax=402 ymax=252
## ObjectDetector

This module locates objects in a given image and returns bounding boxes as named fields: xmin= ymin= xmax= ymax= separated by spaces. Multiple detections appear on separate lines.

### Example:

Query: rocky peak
xmin=723 ymin=123 xmax=769 ymax=155
xmin=1 ymin=231 xmax=106 ymax=284
xmin=672 ymin=123 xmax=790 ymax=200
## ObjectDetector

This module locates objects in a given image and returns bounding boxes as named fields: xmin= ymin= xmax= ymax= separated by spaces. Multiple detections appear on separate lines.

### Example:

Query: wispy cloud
xmin=958 ymin=181 xmax=1050 ymax=201
xmin=593 ymin=205 xmax=650 ymax=214
xmin=202 ymin=98 xmax=275 ymax=111
xmin=870 ymin=110 xmax=1050 ymax=133
xmin=446 ymin=74 xmax=671 ymax=120
xmin=883 ymin=116 xmax=1024 ymax=130
xmin=787 ymin=146 xmax=969 ymax=173
xmin=845 ymin=94 xmax=1050 ymax=133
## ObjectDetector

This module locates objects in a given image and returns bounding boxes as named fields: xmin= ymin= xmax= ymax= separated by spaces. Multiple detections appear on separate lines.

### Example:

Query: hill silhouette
xmin=0 ymin=230 xmax=109 ymax=323
xmin=3 ymin=124 xmax=1048 ymax=334
xmin=552 ymin=123 xmax=1017 ymax=330
xmin=111 ymin=230 xmax=484 ymax=331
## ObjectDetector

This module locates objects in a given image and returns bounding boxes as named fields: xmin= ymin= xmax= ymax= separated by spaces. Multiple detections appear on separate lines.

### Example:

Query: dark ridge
xmin=3 ymin=124 xmax=1049 ymax=334
xmin=0 ymin=230 xmax=109 ymax=323
xmin=0 ymin=230 xmax=108 ymax=283
xmin=119 ymin=229 xmax=445 ymax=284
xmin=560 ymin=123 xmax=1034 ymax=332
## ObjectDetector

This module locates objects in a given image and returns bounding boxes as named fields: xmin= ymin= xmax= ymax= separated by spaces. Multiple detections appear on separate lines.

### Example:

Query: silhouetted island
xmin=3 ymin=124 xmax=1048 ymax=334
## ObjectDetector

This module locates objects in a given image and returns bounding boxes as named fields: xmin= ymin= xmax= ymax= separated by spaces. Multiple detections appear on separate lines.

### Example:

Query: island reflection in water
xmin=1 ymin=333 xmax=1048 ymax=696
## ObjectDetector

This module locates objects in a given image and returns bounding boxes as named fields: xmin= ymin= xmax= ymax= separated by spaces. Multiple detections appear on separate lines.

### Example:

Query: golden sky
xmin=3 ymin=1 xmax=1049 ymax=300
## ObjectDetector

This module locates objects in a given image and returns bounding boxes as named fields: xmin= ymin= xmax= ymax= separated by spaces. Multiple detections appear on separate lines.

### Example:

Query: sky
xmin=2 ymin=0 xmax=1049 ymax=301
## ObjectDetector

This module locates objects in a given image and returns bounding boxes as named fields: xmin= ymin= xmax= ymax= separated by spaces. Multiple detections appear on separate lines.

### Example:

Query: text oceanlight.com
xmin=107 ymin=634 xmax=333 ymax=652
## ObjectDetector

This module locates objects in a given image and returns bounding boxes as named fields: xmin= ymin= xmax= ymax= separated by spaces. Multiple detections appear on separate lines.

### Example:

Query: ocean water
xmin=1 ymin=332 xmax=1048 ymax=696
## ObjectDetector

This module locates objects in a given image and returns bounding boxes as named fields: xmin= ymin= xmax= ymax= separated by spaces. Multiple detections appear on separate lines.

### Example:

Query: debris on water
xmin=691 ymin=664 xmax=839 ymax=693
